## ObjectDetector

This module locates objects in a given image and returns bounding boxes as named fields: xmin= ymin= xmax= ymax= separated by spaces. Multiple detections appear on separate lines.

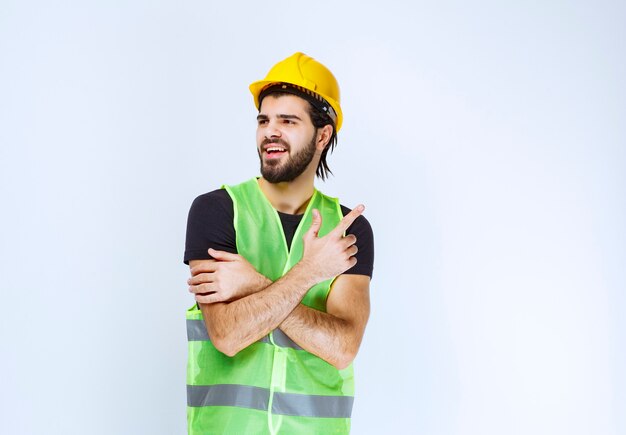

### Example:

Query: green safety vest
xmin=186 ymin=178 xmax=355 ymax=434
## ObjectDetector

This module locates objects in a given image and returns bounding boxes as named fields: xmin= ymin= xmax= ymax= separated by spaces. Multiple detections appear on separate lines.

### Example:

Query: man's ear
xmin=316 ymin=124 xmax=333 ymax=151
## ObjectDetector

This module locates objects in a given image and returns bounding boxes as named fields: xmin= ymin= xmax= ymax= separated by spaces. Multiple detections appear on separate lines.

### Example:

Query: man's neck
xmin=257 ymin=173 xmax=316 ymax=215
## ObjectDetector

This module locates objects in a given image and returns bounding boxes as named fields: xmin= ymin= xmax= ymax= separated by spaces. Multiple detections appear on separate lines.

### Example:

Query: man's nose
xmin=264 ymin=120 xmax=281 ymax=138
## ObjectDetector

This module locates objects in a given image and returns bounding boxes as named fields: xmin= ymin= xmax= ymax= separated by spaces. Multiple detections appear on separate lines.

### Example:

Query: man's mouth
xmin=263 ymin=144 xmax=288 ymax=159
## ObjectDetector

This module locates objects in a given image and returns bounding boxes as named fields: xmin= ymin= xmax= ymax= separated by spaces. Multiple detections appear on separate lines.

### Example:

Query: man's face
xmin=256 ymin=94 xmax=318 ymax=184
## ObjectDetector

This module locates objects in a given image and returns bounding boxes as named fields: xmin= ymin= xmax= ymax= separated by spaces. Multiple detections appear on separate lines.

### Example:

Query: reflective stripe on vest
xmin=186 ymin=178 xmax=353 ymax=434
xmin=187 ymin=384 xmax=354 ymax=418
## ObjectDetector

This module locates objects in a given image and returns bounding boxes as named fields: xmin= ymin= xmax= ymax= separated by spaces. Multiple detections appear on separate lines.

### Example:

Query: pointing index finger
xmin=333 ymin=204 xmax=365 ymax=236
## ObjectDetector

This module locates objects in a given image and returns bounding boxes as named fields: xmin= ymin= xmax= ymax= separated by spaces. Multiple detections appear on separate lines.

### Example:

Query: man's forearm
xmin=280 ymin=274 xmax=370 ymax=369
xmin=202 ymin=271 xmax=369 ymax=368
xmin=199 ymin=262 xmax=316 ymax=356
xmin=280 ymin=304 xmax=358 ymax=369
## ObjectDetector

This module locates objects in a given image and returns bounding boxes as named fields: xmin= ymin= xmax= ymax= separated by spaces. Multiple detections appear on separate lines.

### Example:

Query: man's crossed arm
xmin=187 ymin=206 xmax=370 ymax=369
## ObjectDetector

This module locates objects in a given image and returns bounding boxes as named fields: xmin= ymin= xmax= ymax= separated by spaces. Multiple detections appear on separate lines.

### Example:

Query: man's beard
xmin=259 ymin=135 xmax=317 ymax=183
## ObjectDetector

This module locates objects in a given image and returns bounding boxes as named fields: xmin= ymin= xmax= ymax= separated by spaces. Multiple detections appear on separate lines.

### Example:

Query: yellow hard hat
xmin=249 ymin=52 xmax=343 ymax=132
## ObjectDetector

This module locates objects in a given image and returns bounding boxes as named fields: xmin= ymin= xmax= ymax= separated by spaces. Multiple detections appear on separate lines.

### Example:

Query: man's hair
xmin=260 ymin=91 xmax=337 ymax=181
xmin=307 ymin=102 xmax=337 ymax=181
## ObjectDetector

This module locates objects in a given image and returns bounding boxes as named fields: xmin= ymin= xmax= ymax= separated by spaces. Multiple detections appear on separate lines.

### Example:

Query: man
xmin=184 ymin=52 xmax=374 ymax=434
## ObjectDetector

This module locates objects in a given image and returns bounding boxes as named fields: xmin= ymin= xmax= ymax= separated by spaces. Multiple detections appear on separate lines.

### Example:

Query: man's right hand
xmin=188 ymin=250 xmax=272 ymax=303
xmin=300 ymin=204 xmax=364 ymax=282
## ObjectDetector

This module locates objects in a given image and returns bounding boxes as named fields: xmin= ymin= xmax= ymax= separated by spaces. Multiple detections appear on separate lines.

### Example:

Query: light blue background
xmin=1 ymin=1 xmax=624 ymax=434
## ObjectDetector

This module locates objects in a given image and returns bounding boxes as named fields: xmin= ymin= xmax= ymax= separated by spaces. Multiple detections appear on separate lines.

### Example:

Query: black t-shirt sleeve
xmin=341 ymin=205 xmax=375 ymax=279
xmin=184 ymin=189 xmax=236 ymax=264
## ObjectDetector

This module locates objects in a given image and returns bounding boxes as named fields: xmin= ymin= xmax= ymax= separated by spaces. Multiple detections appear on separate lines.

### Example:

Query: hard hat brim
xmin=249 ymin=80 xmax=343 ymax=132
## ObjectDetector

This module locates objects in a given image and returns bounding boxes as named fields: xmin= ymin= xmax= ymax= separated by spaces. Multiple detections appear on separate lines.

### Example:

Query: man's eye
xmin=258 ymin=119 xmax=268 ymax=125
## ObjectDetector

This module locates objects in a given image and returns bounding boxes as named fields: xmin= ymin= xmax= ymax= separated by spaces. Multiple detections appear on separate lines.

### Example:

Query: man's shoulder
xmin=191 ymin=188 xmax=233 ymax=211
xmin=188 ymin=188 xmax=235 ymax=226
xmin=194 ymin=187 xmax=230 ymax=202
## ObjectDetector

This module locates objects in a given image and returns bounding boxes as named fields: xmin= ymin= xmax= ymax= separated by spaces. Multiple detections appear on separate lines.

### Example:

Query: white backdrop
xmin=1 ymin=1 xmax=624 ymax=434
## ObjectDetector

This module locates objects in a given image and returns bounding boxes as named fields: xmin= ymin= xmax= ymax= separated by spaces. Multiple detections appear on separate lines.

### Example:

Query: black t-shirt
xmin=184 ymin=189 xmax=374 ymax=278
